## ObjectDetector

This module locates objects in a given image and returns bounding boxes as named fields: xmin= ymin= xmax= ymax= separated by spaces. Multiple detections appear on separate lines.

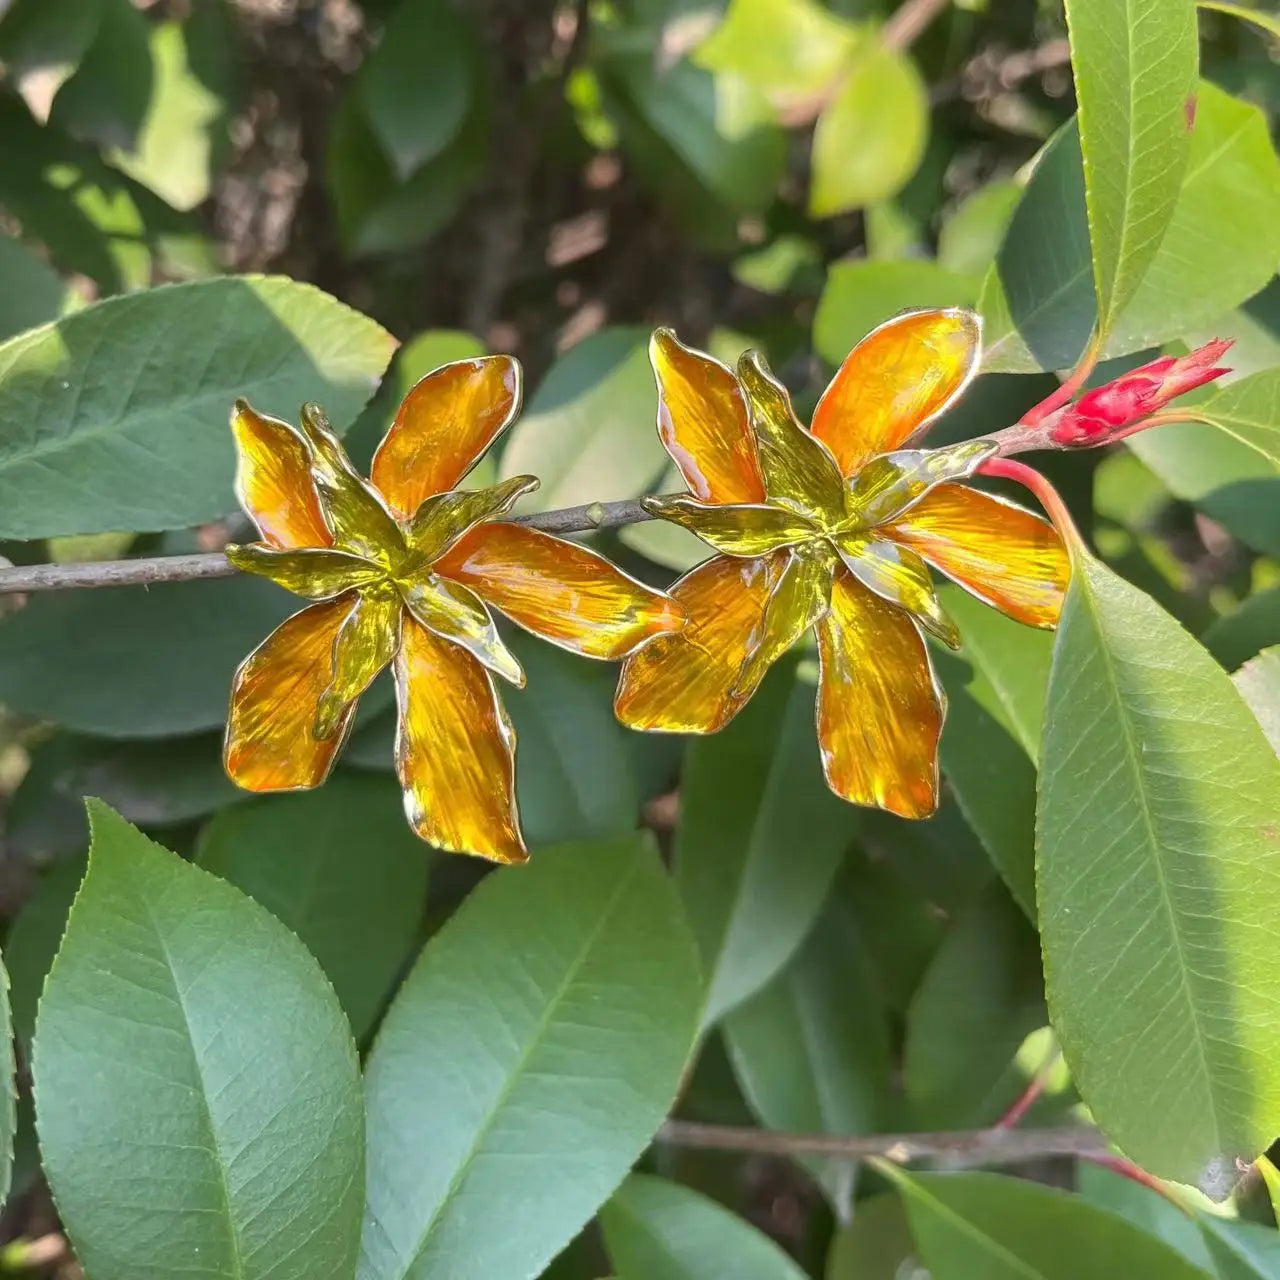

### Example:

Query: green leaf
xmin=813 ymin=260 xmax=977 ymax=369
xmin=0 ymin=236 xmax=71 ymax=341
xmin=0 ymin=275 xmax=394 ymax=539
xmin=499 ymin=327 xmax=667 ymax=511
xmin=1199 ymin=0 xmax=1280 ymax=39
xmin=32 ymin=802 xmax=364 ymax=1280
xmin=903 ymin=883 xmax=1046 ymax=1129
xmin=1199 ymin=1215 xmax=1280 ymax=1278
xmin=1233 ymin=646 xmax=1280 ymax=754
xmin=1038 ymin=549 xmax=1280 ymax=1192
xmin=1206 ymin=585 xmax=1280 ymax=672
xmin=826 ymin=1194 xmax=921 ymax=1280
xmin=809 ymin=41 xmax=929 ymax=217
xmin=196 ymin=774 xmax=429 ymax=1041
xmin=0 ymin=0 xmax=104 ymax=118
xmin=678 ymin=665 xmax=857 ymax=1027
xmin=358 ymin=835 xmax=701 ymax=1280
xmin=1065 ymin=0 xmax=1198 ymax=333
xmin=937 ymin=182 xmax=1022 ymax=278
xmin=0 ymin=952 xmax=15 ymax=1208
xmin=600 ymin=1174 xmax=808 ymax=1280
xmin=892 ymin=1170 xmax=1213 ymax=1279
xmin=722 ymin=902 xmax=891 ymax=1213
xmin=982 ymin=85 xmax=1280 ymax=372
xmin=356 ymin=0 xmax=476 ymax=179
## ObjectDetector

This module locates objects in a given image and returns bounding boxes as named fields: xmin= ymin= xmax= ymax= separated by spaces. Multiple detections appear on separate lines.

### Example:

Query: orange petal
xmin=810 ymin=309 xmax=982 ymax=477
xmin=434 ymin=521 xmax=683 ymax=660
xmin=614 ymin=552 xmax=784 ymax=733
xmin=887 ymin=483 xmax=1069 ymax=628
xmin=371 ymin=356 xmax=522 ymax=518
xmin=224 ymin=595 xmax=356 ymax=792
xmin=393 ymin=616 xmax=526 ymax=863
xmin=650 ymin=328 xmax=765 ymax=504
xmin=815 ymin=569 xmax=944 ymax=819
xmin=230 ymin=400 xmax=332 ymax=550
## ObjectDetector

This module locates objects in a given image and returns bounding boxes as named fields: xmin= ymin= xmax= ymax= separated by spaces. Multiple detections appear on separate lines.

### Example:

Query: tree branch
xmin=656 ymin=1119 xmax=1111 ymax=1165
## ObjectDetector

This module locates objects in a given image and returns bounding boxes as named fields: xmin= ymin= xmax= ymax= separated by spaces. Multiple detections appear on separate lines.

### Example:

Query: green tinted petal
xmin=314 ymin=584 xmax=402 ymax=738
xmin=400 ymin=571 xmax=525 ymax=688
xmin=845 ymin=439 xmax=997 ymax=528
xmin=736 ymin=351 xmax=847 ymax=519
xmin=225 ymin=543 xmax=386 ymax=600
xmin=407 ymin=474 xmax=540 ymax=561
xmin=834 ymin=534 xmax=960 ymax=649
xmin=640 ymin=495 xmax=820 ymax=557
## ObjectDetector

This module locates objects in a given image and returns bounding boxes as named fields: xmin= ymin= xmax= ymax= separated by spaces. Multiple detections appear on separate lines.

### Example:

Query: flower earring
xmin=615 ymin=312 xmax=1071 ymax=820
xmin=223 ymin=355 xmax=683 ymax=864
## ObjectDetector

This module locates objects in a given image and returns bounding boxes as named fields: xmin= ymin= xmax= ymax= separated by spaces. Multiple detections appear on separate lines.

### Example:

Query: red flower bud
xmin=1050 ymin=339 xmax=1233 ymax=446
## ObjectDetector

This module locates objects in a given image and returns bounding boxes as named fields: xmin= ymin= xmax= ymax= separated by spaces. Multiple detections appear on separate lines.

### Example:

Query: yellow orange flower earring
xmin=223 ymin=355 xmax=683 ymax=864
xmin=614 ymin=312 xmax=1071 ymax=820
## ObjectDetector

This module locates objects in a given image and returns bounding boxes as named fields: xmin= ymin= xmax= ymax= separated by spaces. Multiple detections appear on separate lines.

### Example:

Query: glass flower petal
xmin=371 ymin=356 xmax=523 ymax=518
xmin=845 ymin=439 xmax=995 ymax=528
xmin=224 ymin=543 xmax=386 ymax=600
xmin=650 ymin=327 xmax=765 ymax=504
xmin=224 ymin=595 xmax=357 ymax=792
xmin=401 ymin=570 xmax=525 ymax=687
xmin=887 ymin=483 xmax=1070 ymax=628
xmin=230 ymin=400 xmax=332 ymax=550
xmin=737 ymin=350 xmax=847 ymax=518
xmin=815 ymin=569 xmax=944 ymax=819
xmin=315 ymin=584 xmax=402 ymax=737
xmin=434 ymin=521 xmax=683 ymax=660
xmin=640 ymin=495 xmax=820 ymax=557
xmin=393 ymin=616 xmax=525 ymax=864
xmin=405 ymin=474 xmax=539 ymax=560
xmin=614 ymin=552 xmax=783 ymax=733
xmin=810 ymin=309 xmax=982 ymax=477
xmin=834 ymin=534 xmax=960 ymax=649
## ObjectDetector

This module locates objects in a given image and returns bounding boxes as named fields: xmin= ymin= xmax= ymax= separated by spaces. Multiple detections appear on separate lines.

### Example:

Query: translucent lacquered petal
xmin=834 ymin=534 xmax=960 ymax=649
xmin=393 ymin=616 xmax=525 ymax=863
xmin=641 ymin=494 xmax=819 ymax=557
xmin=737 ymin=351 xmax=847 ymax=517
xmin=224 ymin=544 xmax=385 ymax=600
xmin=845 ymin=439 xmax=995 ymax=528
xmin=815 ymin=569 xmax=944 ymax=819
xmin=650 ymin=327 xmax=765 ymax=504
xmin=400 ymin=570 xmax=524 ymax=687
xmin=297 ymin=402 xmax=404 ymax=565
xmin=224 ymin=595 xmax=356 ymax=792
xmin=888 ymin=483 xmax=1070 ymax=628
xmin=732 ymin=540 xmax=836 ymax=699
xmin=371 ymin=356 xmax=523 ymax=517
xmin=315 ymin=585 xmax=402 ymax=737
xmin=811 ymin=309 xmax=982 ymax=476
xmin=406 ymin=474 xmax=539 ymax=560
xmin=434 ymin=521 xmax=683 ymax=661
xmin=230 ymin=400 xmax=332 ymax=549
xmin=614 ymin=552 xmax=783 ymax=733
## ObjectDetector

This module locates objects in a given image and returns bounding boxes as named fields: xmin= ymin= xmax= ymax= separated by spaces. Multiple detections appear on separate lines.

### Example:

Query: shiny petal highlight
xmin=816 ymin=569 xmax=944 ymax=819
xmin=811 ymin=309 xmax=982 ymax=477
xmin=614 ymin=552 xmax=782 ymax=733
xmin=224 ymin=595 xmax=356 ymax=792
xmin=846 ymin=439 xmax=996 ymax=528
xmin=393 ymin=617 xmax=526 ymax=863
xmin=888 ymin=483 xmax=1070 ymax=628
xmin=315 ymin=584 xmax=401 ymax=737
xmin=231 ymin=400 xmax=332 ymax=550
xmin=835 ymin=535 xmax=960 ymax=649
xmin=372 ymin=356 xmax=523 ymax=517
xmin=401 ymin=570 xmax=525 ymax=687
xmin=641 ymin=494 xmax=819 ymax=557
xmin=650 ymin=327 xmax=765 ymax=504
xmin=225 ymin=543 xmax=385 ymax=600
xmin=435 ymin=521 xmax=683 ymax=660
xmin=406 ymin=474 xmax=539 ymax=561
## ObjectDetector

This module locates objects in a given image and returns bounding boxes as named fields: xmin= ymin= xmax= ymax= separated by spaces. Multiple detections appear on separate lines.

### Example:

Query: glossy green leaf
xmin=500 ymin=327 xmax=667 ymax=511
xmin=904 ymin=882 xmax=1045 ymax=1129
xmin=722 ymin=902 xmax=891 ymax=1214
xmin=1038 ymin=549 xmax=1280 ymax=1192
xmin=1233 ymin=646 xmax=1280 ymax=754
xmin=358 ymin=835 xmax=701 ymax=1280
xmin=937 ymin=182 xmax=1022 ymax=278
xmin=0 ymin=275 xmax=394 ymax=539
xmin=0 ymin=235 xmax=71 ymax=341
xmin=32 ymin=803 xmax=364 ymax=1280
xmin=1065 ymin=0 xmax=1198 ymax=333
xmin=197 ymin=774 xmax=429 ymax=1041
xmin=1200 ymin=1215 xmax=1280 ymax=1278
xmin=678 ymin=666 xmax=857 ymax=1028
xmin=982 ymin=85 xmax=1280 ymax=372
xmin=809 ymin=42 xmax=929 ymax=217
xmin=1199 ymin=0 xmax=1280 ymax=38
xmin=1206 ymin=585 xmax=1280 ymax=671
xmin=892 ymin=1170 xmax=1212 ymax=1279
xmin=600 ymin=1175 xmax=807 ymax=1280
